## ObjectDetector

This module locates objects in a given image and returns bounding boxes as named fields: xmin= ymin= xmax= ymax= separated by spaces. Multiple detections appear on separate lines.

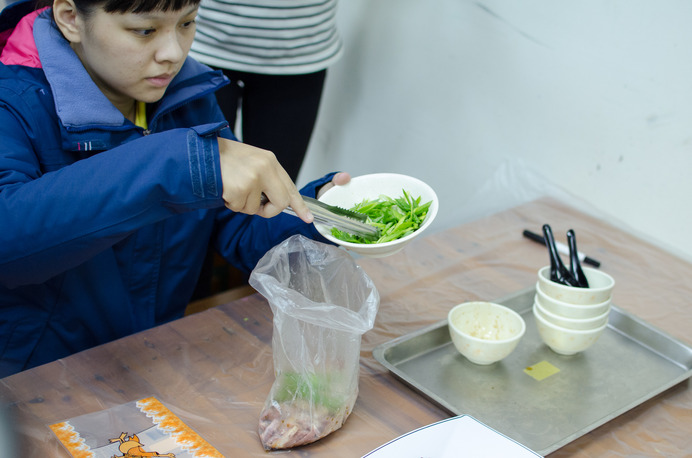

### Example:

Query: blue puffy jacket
xmin=0 ymin=2 xmax=333 ymax=376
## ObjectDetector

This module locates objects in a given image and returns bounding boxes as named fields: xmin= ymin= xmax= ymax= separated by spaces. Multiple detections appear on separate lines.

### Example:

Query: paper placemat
xmin=49 ymin=397 xmax=221 ymax=458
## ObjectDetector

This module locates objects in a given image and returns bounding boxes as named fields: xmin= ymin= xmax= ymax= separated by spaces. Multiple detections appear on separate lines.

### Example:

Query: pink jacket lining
xmin=0 ymin=8 xmax=49 ymax=68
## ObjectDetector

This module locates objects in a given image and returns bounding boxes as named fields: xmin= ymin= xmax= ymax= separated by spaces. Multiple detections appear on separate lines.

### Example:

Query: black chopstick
xmin=523 ymin=229 xmax=601 ymax=267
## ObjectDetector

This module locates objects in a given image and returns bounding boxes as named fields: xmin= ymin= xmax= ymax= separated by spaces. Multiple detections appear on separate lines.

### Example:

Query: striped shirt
xmin=190 ymin=0 xmax=343 ymax=75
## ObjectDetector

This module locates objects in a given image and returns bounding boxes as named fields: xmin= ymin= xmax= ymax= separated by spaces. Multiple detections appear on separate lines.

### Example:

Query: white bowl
xmin=533 ymin=301 xmax=609 ymax=331
xmin=534 ymin=306 xmax=608 ymax=355
xmin=316 ymin=173 xmax=438 ymax=258
xmin=448 ymin=301 xmax=526 ymax=365
xmin=535 ymin=284 xmax=611 ymax=319
xmin=537 ymin=266 xmax=614 ymax=305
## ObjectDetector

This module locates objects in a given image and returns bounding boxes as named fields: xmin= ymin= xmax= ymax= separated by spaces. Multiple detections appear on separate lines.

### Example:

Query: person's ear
xmin=52 ymin=0 xmax=83 ymax=43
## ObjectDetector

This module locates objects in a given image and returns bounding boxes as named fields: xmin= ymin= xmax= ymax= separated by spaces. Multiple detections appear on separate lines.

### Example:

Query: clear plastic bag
xmin=249 ymin=235 xmax=380 ymax=450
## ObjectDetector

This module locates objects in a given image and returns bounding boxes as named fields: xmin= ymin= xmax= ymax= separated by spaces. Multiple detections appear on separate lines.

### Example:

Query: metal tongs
xmin=542 ymin=224 xmax=589 ymax=288
xmin=263 ymin=194 xmax=380 ymax=240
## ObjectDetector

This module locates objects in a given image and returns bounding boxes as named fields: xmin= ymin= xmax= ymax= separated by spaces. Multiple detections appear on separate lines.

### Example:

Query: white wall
xmin=4 ymin=0 xmax=688 ymax=258
xmin=299 ymin=0 xmax=692 ymax=261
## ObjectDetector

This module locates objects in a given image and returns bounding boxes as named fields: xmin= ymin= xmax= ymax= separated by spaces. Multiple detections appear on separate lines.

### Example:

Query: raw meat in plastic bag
xmin=249 ymin=235 xmax=379 ymax=450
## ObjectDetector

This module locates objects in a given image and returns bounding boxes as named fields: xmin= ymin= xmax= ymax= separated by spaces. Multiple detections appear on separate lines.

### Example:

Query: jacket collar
xmin=34 ymin=10 xmax=125 ymax=128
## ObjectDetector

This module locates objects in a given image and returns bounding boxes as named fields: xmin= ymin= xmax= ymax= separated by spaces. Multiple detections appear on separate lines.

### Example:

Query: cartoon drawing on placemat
xmin=49 ymin=397 xmax=221 ymax=458
xmin=108 ymin=431 xmax=176 ymax=457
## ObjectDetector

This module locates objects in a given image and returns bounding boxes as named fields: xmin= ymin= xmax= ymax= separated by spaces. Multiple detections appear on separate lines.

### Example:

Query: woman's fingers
xmin=317 ymin=172 xmax=351 ymax=198
xmin=217 ymin=138 xmax=313 ymax=222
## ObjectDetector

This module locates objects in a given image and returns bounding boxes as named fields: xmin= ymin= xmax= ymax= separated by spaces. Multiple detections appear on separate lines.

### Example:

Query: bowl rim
xmin=317 ymin=173 xmax=439 ymax=249
xmin=534 ymin=304 xmax=609 ymax=334
xmin=448 ymin=301 xmax=526 ymax=344
xmin=535 ymin=282 xmax=612 ymax=309
xmin=538 ymin=265 xmax=615 ymax=293
xmin=533 ymin=300 xmax=609 ymax=325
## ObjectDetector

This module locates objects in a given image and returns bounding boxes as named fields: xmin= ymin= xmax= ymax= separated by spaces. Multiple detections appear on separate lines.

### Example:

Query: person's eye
xmin=133 ymin=28 xmax=156 ymax=37
xmin=181 ymin=19 xmax=196 ymax=29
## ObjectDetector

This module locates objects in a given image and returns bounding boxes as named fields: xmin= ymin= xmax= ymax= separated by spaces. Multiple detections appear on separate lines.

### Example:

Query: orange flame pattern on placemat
xmin=137 ymin=397 xmax=223 ymax=457
xmin=49 ymin=421 xmax=94 ymax=458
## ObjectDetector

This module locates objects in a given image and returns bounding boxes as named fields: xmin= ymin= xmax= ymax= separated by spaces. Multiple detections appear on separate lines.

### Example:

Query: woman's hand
xmin=218 ymin=138 xmax=312 ymax=223
xmin=317 ymin=172 xmax=351 ymax=198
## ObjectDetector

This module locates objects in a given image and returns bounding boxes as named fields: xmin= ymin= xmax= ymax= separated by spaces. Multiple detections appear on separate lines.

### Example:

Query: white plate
xmin=362 ymin=415 xmax=542 ymax=458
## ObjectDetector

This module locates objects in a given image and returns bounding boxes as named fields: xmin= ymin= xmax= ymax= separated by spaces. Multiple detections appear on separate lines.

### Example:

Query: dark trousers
xmin=192 ymin=68 xmax=327 ymax=300
xmin=213 ymin=68 xmax=327 ymax=181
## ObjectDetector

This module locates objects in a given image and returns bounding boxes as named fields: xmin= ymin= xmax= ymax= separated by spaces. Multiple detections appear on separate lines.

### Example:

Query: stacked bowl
xmin=534 ymin=266 xmax=615 ymax=355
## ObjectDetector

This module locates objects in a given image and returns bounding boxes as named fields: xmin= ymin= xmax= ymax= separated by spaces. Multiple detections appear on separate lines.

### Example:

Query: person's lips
xmin=147 ymin=73 xmax=174 ymax=87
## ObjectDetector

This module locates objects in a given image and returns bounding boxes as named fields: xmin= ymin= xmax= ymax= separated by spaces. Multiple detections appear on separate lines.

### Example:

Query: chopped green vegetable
xmin=273 ymin=371 xmax=345 ymax=412
xmin=331 ymin=189 xmax=431 ymax=244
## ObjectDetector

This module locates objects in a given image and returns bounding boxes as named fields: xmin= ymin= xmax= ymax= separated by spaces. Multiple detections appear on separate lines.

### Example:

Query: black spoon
xmin=542 ymin=224 xmax=580 ymax=287
xmin=567 ymin=229 xmax=589 ymax=288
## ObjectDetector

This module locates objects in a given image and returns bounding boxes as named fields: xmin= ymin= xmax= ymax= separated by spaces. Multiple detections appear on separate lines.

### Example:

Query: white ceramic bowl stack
xmin=534 ymin=266 xmax=615 ymax=355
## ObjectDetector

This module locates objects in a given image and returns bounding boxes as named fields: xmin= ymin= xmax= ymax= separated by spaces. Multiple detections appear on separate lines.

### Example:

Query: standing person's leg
xmin=192 ymin=69 xmax=326 ymax=298
xmin=239 ymin=70 xmax=327 ymax=181
xmin=212 ymin=67 xmax=243 ymax=134
xmin=190 ymin=67 xmax=246 ymax=300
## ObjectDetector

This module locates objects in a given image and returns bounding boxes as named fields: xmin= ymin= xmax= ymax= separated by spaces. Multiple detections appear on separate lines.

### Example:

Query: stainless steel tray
xmin=373 ymin=288 xmax=692 ymax=456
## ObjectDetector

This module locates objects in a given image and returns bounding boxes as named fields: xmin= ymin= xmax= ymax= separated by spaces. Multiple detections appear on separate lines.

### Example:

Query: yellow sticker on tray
xmin=524 ymin=361 xmax=560 ymax=381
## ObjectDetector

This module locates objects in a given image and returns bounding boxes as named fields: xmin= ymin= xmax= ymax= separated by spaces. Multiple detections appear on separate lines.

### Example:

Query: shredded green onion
xmin=331 ymin=189 xmax=431 ymax=244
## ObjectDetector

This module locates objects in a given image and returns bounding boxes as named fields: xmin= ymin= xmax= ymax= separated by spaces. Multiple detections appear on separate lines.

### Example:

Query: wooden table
xmin=2 ymin=198 xmax=691 ymax=457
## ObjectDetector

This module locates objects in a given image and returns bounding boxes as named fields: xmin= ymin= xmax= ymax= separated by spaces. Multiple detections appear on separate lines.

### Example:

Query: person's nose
xmin=155 ymin=32 xmax=185 ymax=64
